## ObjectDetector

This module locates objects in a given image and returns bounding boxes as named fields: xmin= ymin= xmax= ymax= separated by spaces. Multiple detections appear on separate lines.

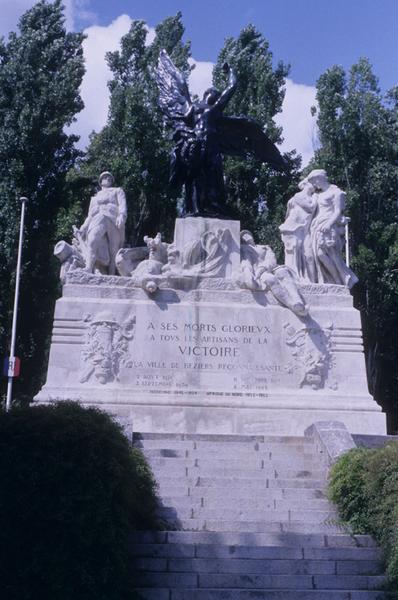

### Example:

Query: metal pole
xmin=344 ymin=216 xmax=351 ymax=268
xmin=6 ymin=197 xmax=28 ymax=412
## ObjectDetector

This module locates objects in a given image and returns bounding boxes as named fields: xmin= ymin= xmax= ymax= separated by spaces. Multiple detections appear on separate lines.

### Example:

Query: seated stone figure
xmin=76 ymin=171 xmax=127 ymax=275
xmin=239 ymin=230 xmax=308 ymax=317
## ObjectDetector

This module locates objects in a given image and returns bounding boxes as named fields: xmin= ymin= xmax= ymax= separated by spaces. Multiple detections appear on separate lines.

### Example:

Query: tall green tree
xmin=311 ymin=58 xmax=398 ymax=429
xmin=76 ymin=13 xmax=192 ymax=246
xmin=213 ymin=24 xmax=301 ymax=255
xmin=0 ymin=0 xmax=85 ymax=402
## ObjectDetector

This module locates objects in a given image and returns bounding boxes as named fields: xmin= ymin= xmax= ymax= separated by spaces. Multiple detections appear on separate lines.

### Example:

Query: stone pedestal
xmin=35 ymin=270 xmax=386 ymax=435
xmin=173 ymin=217 xmax=241 ymax=278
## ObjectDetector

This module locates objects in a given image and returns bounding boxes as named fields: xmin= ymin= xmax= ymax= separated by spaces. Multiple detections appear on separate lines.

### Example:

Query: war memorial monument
xmin=35 ymin=51 xmax=385 ymax=437
xmin=33 ymin=48 xmax=392 ymax=600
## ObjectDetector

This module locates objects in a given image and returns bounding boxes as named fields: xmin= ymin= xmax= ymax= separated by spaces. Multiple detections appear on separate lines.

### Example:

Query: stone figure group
xmin=54 ymin=164 xmax=357 ymax=323
xmin=53 ymin=49 xmax=358 ymax=303
xmin=280 ymin=169 xmax=357 ymax=288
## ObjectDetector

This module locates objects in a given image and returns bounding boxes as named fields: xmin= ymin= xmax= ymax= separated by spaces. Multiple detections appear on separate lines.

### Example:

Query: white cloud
xmin=71 ymin=15 xmax=133 ymax=146
xmin=70 ymin=15 xmax=157 ymax=148
xmin=275 ymin=79 xmax=318 ymax=166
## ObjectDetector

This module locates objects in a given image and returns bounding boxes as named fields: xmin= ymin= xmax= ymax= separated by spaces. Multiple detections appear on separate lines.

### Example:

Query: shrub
xmin=0 ymin=402 xmax=159 ymax=600
xmin=327 ymin=447 xmax=371 ymax=533
xmin=329 ymin=443 xmax=398 ymax=589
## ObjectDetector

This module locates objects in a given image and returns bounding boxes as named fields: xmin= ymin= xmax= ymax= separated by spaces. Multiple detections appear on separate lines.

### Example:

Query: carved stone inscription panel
xmin=80 ymin=302 xmax=338 ymax=396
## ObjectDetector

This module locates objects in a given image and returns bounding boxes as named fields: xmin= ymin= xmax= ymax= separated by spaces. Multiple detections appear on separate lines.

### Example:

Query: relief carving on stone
xmin=283 ymin=321 xmax=336 ymax=390
xmin=80 ymin=313 xmax=136 ymax=385
xmin=115 ymin=227 xmax=237 ymax=293
xmin=168 ymin=228 xmax=236 ymax=278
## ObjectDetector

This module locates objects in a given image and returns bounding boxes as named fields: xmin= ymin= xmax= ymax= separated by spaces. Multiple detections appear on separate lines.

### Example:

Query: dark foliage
xmin=0 ymin=402 xmax=159 ymax=600
xmin=329 ymin=444 xmax=398 ymax=589
xmin=0 ymin=0 xmax=85 ymax=404
xmin=310 ymin=59 xmax=398 ymax=429
xmin=213 ymin=24 xmax=301 ymax=254
xmin=72 ymin=14 xmax=192 ymax=248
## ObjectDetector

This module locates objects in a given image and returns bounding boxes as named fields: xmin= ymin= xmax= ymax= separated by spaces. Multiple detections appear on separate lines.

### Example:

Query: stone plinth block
xmin=173 ymin=217 xmax=241 ymax=278
xmin=35 ymin=272 xmax=386 ymax=436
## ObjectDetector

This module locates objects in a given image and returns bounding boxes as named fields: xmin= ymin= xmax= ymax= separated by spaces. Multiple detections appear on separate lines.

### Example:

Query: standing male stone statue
xmin=76 ymin=172 xmax=127 ymax=275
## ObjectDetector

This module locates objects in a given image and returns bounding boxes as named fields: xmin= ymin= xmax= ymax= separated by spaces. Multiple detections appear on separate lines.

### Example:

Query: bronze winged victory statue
xmin=155 ymin=49 xmax=287 ymax=218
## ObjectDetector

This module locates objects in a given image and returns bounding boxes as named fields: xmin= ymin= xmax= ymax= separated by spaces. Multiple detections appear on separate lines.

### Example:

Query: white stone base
xmin=35 ymin=271 xmax=386 ymax=436
xmin=37 ymin=393 xmax=386 ymax=436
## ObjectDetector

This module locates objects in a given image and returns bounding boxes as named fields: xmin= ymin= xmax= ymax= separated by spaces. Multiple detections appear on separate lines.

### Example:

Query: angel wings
xmin=155 ymin=49 xmax=287 ymax=218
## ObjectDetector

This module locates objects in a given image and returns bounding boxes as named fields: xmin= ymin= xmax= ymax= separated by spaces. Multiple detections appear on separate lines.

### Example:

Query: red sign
xmin=3 ymin=357 xmax=21 ymax=377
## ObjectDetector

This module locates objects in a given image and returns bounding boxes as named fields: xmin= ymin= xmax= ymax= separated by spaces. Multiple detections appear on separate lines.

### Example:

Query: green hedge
xmin=328 ymin=443 xmax=398 ymax=589
xmin=0 ymin=402 xmax=159 ymax=600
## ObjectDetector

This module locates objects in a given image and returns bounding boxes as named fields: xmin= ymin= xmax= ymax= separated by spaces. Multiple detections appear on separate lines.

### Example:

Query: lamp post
xmin=6 ymin=197 xmax=28 ymax=412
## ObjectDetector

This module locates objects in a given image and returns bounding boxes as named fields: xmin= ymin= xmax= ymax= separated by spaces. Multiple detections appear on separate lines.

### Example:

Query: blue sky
xmin=70 ymin=0 xmax=398 ymax=91
xmin=2 ymin=0 xmax=397 ymax=164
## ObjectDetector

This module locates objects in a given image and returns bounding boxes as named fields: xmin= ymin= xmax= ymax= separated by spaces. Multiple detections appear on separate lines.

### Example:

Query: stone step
xmin=195 ymin=477 xmax=327 ymax=489
xmin=135 ymin=441 xmax=316 ymax=455
xmin=129 ymin=530 xmax=378 ymax=548
xmin=157 ymin=507 xmax=338 ymax=523
xmin=132 ymin=571 xmax=385 ymax=590
xmin=132 ymin=556 xmax=383 ymax=576
xmin=157 ymin=487 xmax=328 ymax=502
xmin=130 ymin=543 xmax=382 ymax=562
xmin=160 ymin=496 xmax=332 ymax=511
xmin=131 ymin=431 xmax=386 ymax=599
xmin=187 ymin=487 xmax=327 ymax=500
xmin=204 ymin=574 xmax=386 ymax=590
xmin=142 ymin=449 xmax=318 ymax=462
xmin=134 ymin=433 xmax=314 ymax=444
xmin=150 ymin=464 xmax=327 ymax=480
xmin=132 ymin=589 xmax=392 ymax=600
xmin=144 ymin=453 xmax=325 ymax=471
xmin=161 ymin=519 xmax=345 ymax=534
xmin=155 ymin=476 xmax=327 ymax=490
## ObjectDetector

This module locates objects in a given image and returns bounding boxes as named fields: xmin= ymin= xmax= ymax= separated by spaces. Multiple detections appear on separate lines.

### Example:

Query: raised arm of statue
xmin=214 ymin=64 xmax=237 ymax=112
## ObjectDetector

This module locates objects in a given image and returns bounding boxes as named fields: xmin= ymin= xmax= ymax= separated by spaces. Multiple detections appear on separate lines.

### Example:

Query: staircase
xmin=131 ymin=433 xmax=388 ymax=599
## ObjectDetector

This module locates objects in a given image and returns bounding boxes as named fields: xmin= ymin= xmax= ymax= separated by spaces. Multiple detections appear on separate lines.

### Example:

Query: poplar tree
xmin=213 ymin=24 xmax=301 ymax=255
xmin=0 ymin=0 xmax=85 ymax=402
xmin=311 ymin=58 xmax=398 ymax=428
xmin=78 ymin=13 xmax=192 ymax=246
